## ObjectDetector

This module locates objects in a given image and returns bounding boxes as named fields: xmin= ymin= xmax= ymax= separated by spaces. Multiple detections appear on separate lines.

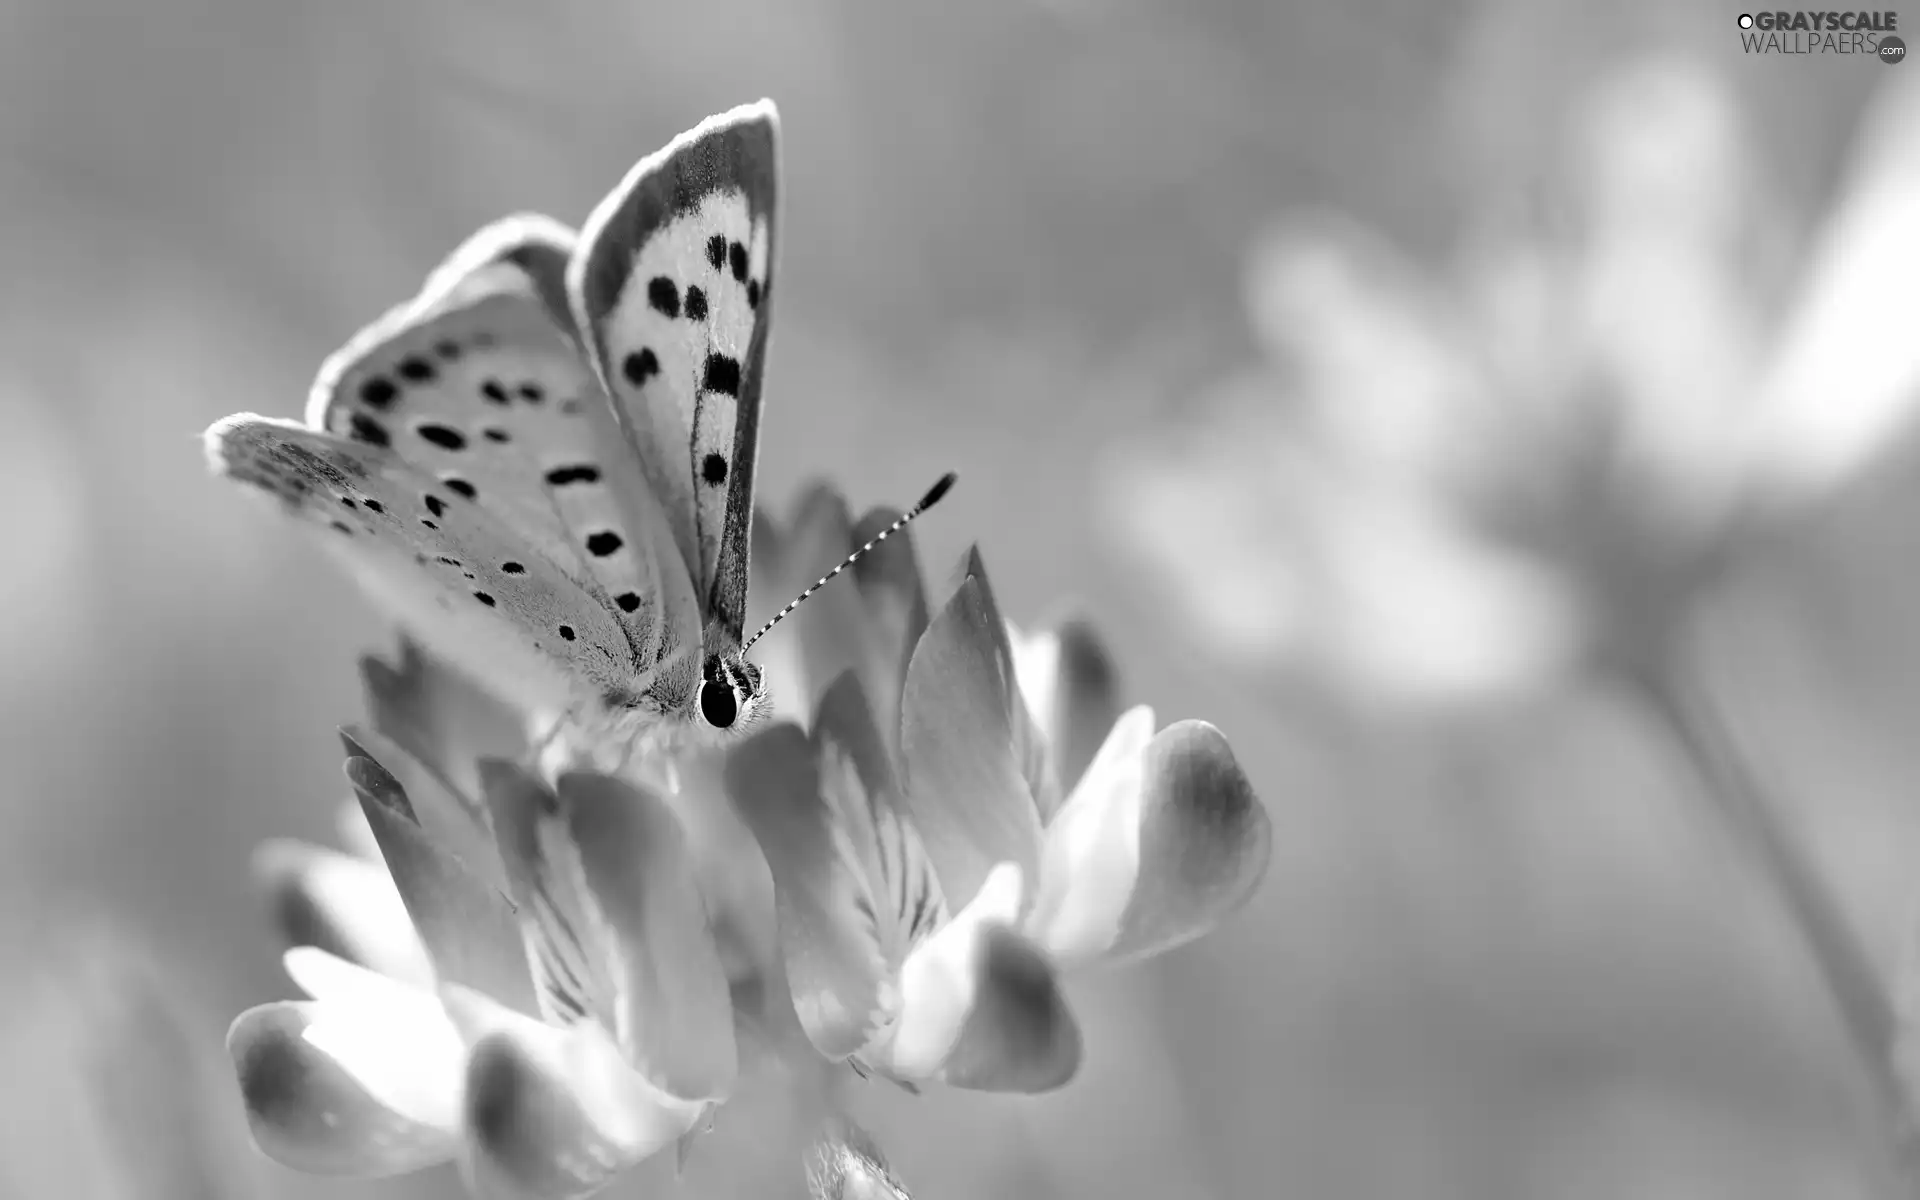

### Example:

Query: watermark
xmin=1737 ymin=10 xmax=1905 ymax=59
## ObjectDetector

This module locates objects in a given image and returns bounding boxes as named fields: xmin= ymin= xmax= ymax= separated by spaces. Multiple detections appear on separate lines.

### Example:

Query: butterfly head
xmin=698 ymin=648 xmax=767 ymax=734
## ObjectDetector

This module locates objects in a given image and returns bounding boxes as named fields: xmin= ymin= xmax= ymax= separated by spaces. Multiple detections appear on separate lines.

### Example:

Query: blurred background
xmin=5 ymin=0 xmax=1920 ymax=1195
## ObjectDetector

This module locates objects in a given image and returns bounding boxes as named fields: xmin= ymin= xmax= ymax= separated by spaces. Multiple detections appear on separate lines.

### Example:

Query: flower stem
xmin=1626 ymin=657 xmax=1920 ymax=1188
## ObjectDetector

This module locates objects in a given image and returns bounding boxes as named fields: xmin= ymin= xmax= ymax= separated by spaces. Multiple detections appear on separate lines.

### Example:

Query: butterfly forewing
xmin=308 ymin=217 xmax=699 ymax=673
xmin=568 ymin=100 xmax=779 ymax=647
xmin=206 ymin=416 xmax=639 ymax=713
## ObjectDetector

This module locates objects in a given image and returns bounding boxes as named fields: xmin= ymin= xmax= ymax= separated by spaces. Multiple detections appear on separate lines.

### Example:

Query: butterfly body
xmin=206 ymin=103 xmax=781 ymax=759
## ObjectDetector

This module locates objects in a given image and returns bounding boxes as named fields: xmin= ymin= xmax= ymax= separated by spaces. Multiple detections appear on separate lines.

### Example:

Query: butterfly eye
xmin=699 ymin=679 xmax=738 ymax=729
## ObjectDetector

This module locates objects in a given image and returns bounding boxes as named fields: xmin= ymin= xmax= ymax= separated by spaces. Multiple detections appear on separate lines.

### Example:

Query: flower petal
xmin=937 ymin=925 xmax=1081 ymax=1094
xmin=900 ymin=575 xmax=1044 ymax=907
xmin=849 ymin=503 xmax=932 ymax=737
xmin=726 ymin=720 xmax=892 ymax=1060
xmin=1749 ymin=69 xmax=1920 ymax=506
xmin=951 ymin=547 xmax=1062 ymax=814
xmin=251 ymin=837 xmax=433 ymax=986
xmin=1008 ymin=616 xmax=1123 ymax=802
xmin=816 ymin=673 xmax=948 ymax=961
xmin=1026 ymin=705 xmax=1156 ymax=968
xmin=447 ymin=986 xmax=701 ymax=1200
xmin=335 ymin=795 xmax=383 ymax=862
xmin=480 ymin=760 xmax=619 ymax=1032
xmin=347 ymin=755 xmax=540 ymax=1018
xmin=1113 ymin=720 xmax=1271 ymax=966
xmin=557 ymin=770 xmax=738 ymax=1103
xmin=782 ymin=484 xmax=876 ymax=714
xmin=341 ymin=725 xmax=505 ymax=891
xmin=360 ymin=637 xmax=528 ymax=807
xmin=878 ymin=863 xmax=1081 ymax=1093
xmin=227 ymin=992 xmax=463 ymax=1177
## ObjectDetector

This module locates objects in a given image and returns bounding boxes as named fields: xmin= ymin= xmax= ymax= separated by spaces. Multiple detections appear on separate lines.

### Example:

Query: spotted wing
xmin=307 ymin=216 xmax=699 ymax=674
xmin=205 ymin=415 xmax=642 ymax=713
xmin=568 ymin=100 xmax=778 ymax=647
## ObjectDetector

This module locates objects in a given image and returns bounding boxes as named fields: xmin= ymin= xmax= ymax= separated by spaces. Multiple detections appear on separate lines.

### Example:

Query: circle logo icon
xmin=1882 ymin=34 xmax=1907 ymax=63
xmin=1738 ymin=12 xmax=1754 ymax=27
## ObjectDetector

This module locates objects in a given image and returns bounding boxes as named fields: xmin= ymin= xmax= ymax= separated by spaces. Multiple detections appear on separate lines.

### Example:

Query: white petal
xmin=1006 ymin=621 xmax=1060 ymax=746
xmin=880 ymin=862 xmax=1024 ymax=1078
xmin=444 ymin=984 xmax=704 ymax=1196
xmin=228 ymin=1001 xmax=460 ymax=1177
xmin=253 ymin=839 xmax=433 ymax=987
xmin=1028 ymin=707 xmax=1155 ymax=966
xmin=281 ymin=948 xmax=466 ymax=1132
xmin=1748 ymin=70 xmax=1920 ymax=504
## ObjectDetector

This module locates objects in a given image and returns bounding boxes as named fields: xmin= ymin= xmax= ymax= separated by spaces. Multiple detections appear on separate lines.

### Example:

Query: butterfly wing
xmin=568 ymin=100 xmax=779 ymax=647
xmin=206 ymin=415 xmax=642 ymax=714
xmin=306 ymin=216 xmax=701 ymax=679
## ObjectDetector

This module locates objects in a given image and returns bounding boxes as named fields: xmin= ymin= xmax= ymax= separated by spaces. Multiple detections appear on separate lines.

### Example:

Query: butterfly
xmin=206 ymin=101 xmax=798 ymax=756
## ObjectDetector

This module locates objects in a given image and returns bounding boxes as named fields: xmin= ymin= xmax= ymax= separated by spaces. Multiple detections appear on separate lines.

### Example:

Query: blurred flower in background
xmin=1104 ymin=56 xmax=1920 ymax=703
xmin=731 ymin=490 xmax=1270 ymax=1094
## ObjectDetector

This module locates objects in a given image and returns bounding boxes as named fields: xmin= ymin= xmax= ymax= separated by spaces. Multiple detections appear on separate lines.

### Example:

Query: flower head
xmin=228 ymin=642 xmax=738 ymax=1198
xmin=727 ymin=489 xmax=1272 ymax=1092
xmin=1104 ymin=58 xmax=1920 ymax=700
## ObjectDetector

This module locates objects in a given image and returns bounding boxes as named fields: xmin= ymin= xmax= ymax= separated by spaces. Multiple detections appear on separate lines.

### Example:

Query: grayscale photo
xmin=1 ymin=1 xmax=1915 ymax=1197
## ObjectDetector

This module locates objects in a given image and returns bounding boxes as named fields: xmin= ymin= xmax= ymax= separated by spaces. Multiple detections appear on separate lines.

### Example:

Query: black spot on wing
xmin=615 ymin=592 xmax=641 ymax=613
xmin=421 ymin=519 xmax=439 ymax=530
xmin=482 ymin=427 xmax=510 ymax=443
xmin=349 ymin=413 xmax=391 ymax=447
xmin=517 ymin=383 xmax=544 ymax=404
xmin=424 ymin=495 xmax=446 ymax=518
xmin=438 ymin=556 xmax=460 ymax=566
xmin=501 ymin=562 xmax=526 ymax=575
xmin=544 ymin=465 xmax=602 ymax=486
xmin=706 ymin=235 xmax=726 ymax=269
xmin=729 ymin=241 xmax=748 ymax=282
xmin=558 ymin=625 xmax=576 ymax=641
xmin=398 ymin=356 xmax=436 ymax=383
xmin=481 ymin=380 xmax=510 ymax=406
xmin=622 ymin=349 xmax=659 ymax=386
xmin=330 ymin=519 xmax=353 ymax=536
xmin=363 ymin=499 xmax=385 ymax=514
xmin=585 ymin=531 xmax=623 ymax=557
xmin=417 ymin=424 xmax=467 ymax=451
xmin=684 ymin=286 xmax=708 ymax=321
xmin=746 ymin=279 xmax=761 ymax=309
xmin=647 ymin=277 xmax=680 ymax=318
xmin=702 ymin=453 xmax=728 ymax=486
xmin=474 ymin=591 xmax=496 ymax=607
xmin=702 ymin=354 xmax=740 ymax=396
xmin=444 ymin=478 xmax=477 ymax=500
xmin=359 ymin=378 xmax=397 ymax=410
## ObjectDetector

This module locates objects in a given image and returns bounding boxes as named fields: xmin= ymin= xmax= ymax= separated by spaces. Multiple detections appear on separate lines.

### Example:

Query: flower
xmin=227 ymin=641 xmax=738 ymax=1198
xmin=725 ymin=488 xmax=1271 ymax=1092
xmin=1102 ymin=57 xmax=1920 ymax=701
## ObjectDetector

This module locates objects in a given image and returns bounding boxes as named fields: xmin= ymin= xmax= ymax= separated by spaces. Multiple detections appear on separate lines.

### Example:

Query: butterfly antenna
xmin=742 ymin=472 xmax=957 ymax=653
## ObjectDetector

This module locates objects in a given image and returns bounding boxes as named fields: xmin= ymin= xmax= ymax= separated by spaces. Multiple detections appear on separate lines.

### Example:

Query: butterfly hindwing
xmin=308 ymin=216 xmax=701 ymax=674
xmin=569 ymin=99 xmax=779 ymax=647
xmin=205 ymin=415 xmax=640 ymax=713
